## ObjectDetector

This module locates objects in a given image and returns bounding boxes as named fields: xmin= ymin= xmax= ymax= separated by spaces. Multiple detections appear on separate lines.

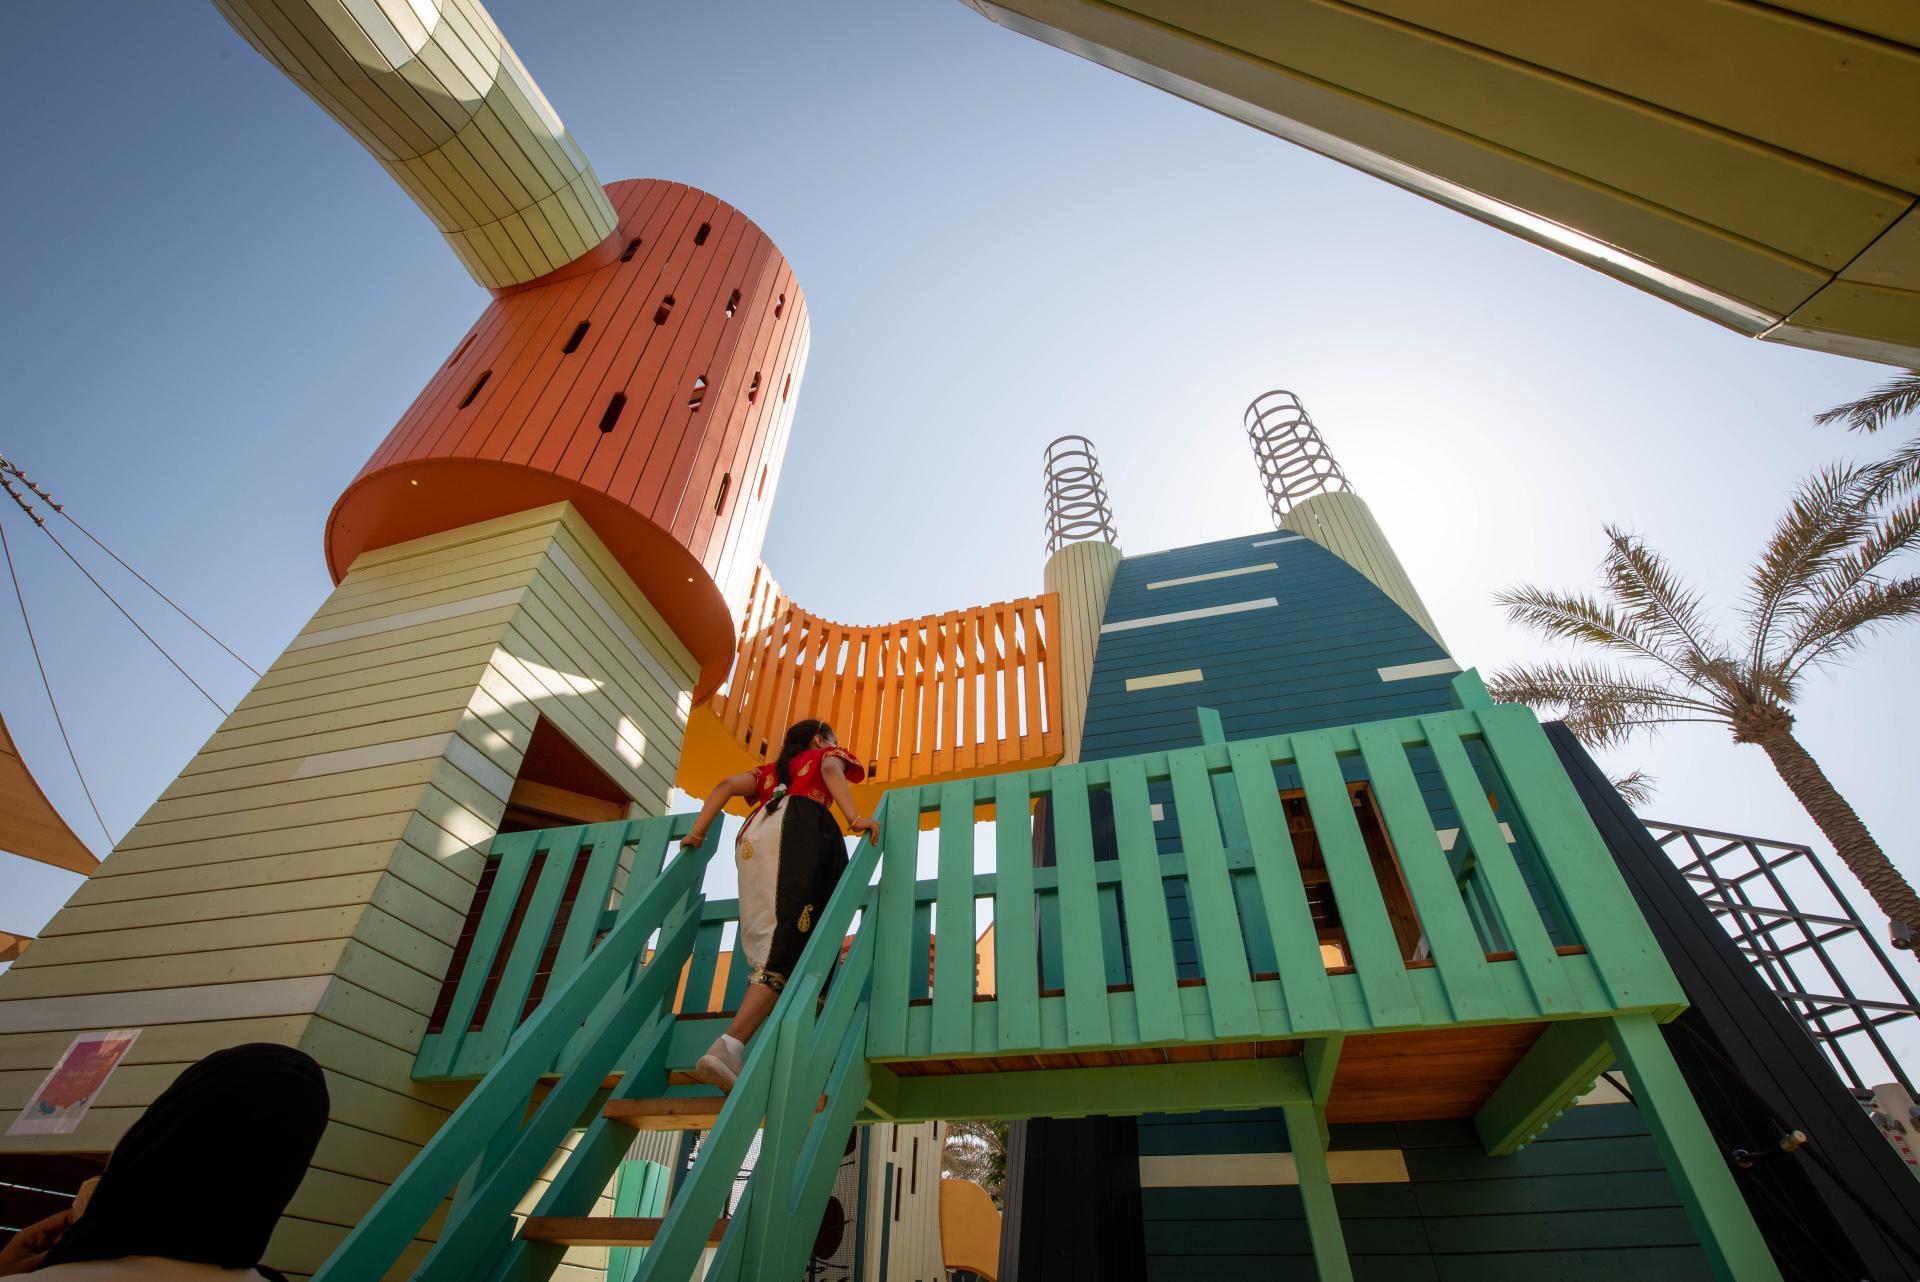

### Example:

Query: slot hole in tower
xmin=693 ymin=222 xmax=711 ymax=246
xmin=688 ymin=375 xmax=707 ymax=411
xmin=561 ymin=321 xmax=590 ymax=354
xmin=598 ymin=392 xmax=626 ymax=433
xmin=746 ymin=372 xmax=761 ymax=403
xmin=619 ymin=238 xmax=642 ymax=262
xmin=446 ymin=333 xmax=476 ymax=367
xmin=774 ymin=293 xmax=785 ymax=318
xmin=654 ymin=295 xmax=676 ymax=325
xmin=714 ymin=473 xmax=731 ymax=515
xmin=725 ymin=289 xmax=740 ymax=318
xmin=459 ymin=370 xmax=491 ymax=408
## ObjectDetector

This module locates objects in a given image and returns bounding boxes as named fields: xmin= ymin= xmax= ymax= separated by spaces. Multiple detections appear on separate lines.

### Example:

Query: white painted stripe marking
xmin=1252 ymin=535 xmax=1304 ymax=547
xmin=1436 ymin=823 xmax=1516 ymax=852
xmin=0 ymin=976 xmax=333 ymax=1034
xmin=288 ymin=588 xmax=524 ymax=651
xmin=1377 ymin=658 xmax=1462 ymax=682
xmin=445 ymin=733 xmax=517 ymax=803
xmin=1138 ymin=1150 xmax=1409 ymax=1187
xmin=1146 ymin=563 xmax=1278 ymax=590
xmin=1125 ymin=669 xmax=1204 ymax=692
xmin=1102 ymin=598 xmax=1278 ymax=633
xmin=295 ymin=733 xmax=455 ymax=779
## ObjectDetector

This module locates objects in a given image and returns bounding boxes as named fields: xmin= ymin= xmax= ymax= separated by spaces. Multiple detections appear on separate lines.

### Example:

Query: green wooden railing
xmin=865 ymin=700 xmax=1685 ymax=1062
xmin=332 ymin=695 xmax=1691 ymax=1282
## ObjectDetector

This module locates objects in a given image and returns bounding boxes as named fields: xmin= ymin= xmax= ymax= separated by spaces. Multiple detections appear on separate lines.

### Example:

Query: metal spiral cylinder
xmin=1043 ymin=435 xmax=1119 ymax=555
xmin=1246 ymin=390 xmax=1351 ymax=521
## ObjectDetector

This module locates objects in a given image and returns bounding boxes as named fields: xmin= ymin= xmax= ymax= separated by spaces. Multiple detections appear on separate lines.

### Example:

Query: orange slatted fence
xmin=709 ymin=565 xmax=1063 ymax=787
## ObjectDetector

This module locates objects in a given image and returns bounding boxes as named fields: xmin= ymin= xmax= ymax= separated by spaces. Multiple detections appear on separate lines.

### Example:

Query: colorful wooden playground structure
xmin=5 ymin=3 xmax=1920 ymax=1280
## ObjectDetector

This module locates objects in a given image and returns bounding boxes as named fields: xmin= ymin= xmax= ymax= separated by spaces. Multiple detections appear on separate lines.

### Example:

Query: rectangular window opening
xmin=713 ymin=472 xmax=731 ymax=515
xmin=747 ymin=371 xmax=761 ymax=403
xmin=619 ymin=237 xmax=642 ymax=262
xmin=693 ymin=221 xmax=711 ymax=246
xmin=561 ymin=321 xmax=590 ymax=354
xmin=725 ymin=288 xmax=740 ymax=318
xmin=688 ymin=374 xmax=707 ymax=411
xmin=654 ymin=295 xmax=676 ymax=325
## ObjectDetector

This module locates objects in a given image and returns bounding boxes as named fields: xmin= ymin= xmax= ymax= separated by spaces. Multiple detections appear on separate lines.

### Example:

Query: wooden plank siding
xmin=1006 ymin=528 xmax=1700 ymax=1279
xmin=1136 ymin=1104 xmax=1704 ymax=1280
xmin=0 ymin=502 xmax=697 ymax=1280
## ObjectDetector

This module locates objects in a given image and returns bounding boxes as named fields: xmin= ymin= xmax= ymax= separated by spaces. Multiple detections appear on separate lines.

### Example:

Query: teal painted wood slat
xmin=1165 ymin=748 xmax=1260 ymax=1038
xmin=1050 ymin=764 xmax=1115 ymax=1047
xmin=1353 ymin=721 xmax=1503 ymax=1023
xmin=1227 ymin=740 xmax=1339 ymax=1033
xmin=550 ymin=824 xmax=638 ymax=1068
xmin=469 ymin=825 xmax=589 ymax=1073
xmin=1292 ymin=732 xmax=1421 ymax=1027
xmin=1421 ymin=716 xmax=1577 ymax=1016
xmin=1108 ymin=756 xmax=1184 ymax=1043
xmin=680 ymin=922 xmax=726 ymax=1014
xmin=422 ymin=830 xmax=539 ymax=1077
xmin=868 ymin=785 xmax=920 ymax=1057
xmin=932 ymin=780 xmax=978 ymax=1055
xmin=993 ymin=773 xmax=1041 ymax=1051
xmin=547 ymin=824 xmax=630 ymax=988
xmin=581 ymin=817 xmax=678 ymax=1046
xmin=1476 ymin=707 xmax=1681 ymax=1012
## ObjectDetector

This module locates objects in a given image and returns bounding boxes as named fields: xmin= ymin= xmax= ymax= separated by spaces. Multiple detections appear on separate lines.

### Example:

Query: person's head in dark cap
xmin=36 ymin=1043 xmax=329 ymax=1277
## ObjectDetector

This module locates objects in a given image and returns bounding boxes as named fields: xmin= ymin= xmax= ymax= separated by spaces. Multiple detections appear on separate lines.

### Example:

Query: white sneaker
xmin=690 ymin=1036 xmax=743 ymax=1092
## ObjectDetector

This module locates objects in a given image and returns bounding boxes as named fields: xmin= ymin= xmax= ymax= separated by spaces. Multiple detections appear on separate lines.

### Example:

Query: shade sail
xmin=0 ymin=708 xmax=98 ymax=873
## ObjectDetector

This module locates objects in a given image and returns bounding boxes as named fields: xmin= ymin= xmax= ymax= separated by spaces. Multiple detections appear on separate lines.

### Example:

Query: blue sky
xmin=4 ymin=1 xmax=1918 ymax=1053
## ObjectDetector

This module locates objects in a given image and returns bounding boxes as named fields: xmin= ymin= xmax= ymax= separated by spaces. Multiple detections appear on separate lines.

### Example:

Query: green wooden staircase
xmin=310 ymin=685 xmax=1780 ymax=1282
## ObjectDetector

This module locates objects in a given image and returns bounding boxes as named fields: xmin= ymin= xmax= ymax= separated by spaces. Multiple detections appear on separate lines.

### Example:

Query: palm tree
xmin=1487 ymin=462 xmax=1920 ymax=947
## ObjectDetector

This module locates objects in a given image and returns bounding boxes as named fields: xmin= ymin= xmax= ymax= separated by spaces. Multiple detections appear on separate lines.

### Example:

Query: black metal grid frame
xmin=1646 ymin=819 xmax=1920 ymax=1095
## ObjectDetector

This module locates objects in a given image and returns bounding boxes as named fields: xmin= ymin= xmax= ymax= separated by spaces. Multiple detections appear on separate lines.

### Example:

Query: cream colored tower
xmin=1041 ymin=434 xmax=1123 ymax=763
xmin=0 ymin=507 xmax=694 ymax=1275
xmin=1248 ymin=389 xmax=1447 ymax=649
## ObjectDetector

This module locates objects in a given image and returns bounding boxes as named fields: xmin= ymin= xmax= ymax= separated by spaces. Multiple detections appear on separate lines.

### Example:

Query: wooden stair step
xmin=604 ymin=1094 xmax=829 ymax=1131
xmin=519 ymin=1215 xmax=727 ymax=1247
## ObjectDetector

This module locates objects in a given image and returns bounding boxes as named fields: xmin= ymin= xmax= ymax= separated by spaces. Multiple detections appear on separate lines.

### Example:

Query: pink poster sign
xmin=7 ymin=1029 xmax=140 ymax=1136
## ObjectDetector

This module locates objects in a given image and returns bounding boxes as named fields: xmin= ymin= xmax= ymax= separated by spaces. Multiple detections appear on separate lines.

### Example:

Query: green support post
xmin=1605 ymin=1014 xmax=1782 ymax=1282
xmin=1282 ymin=1102 xmax=1353 ymax=1282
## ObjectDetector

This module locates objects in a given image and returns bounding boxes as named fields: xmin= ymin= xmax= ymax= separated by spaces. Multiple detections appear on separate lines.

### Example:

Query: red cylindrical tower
xmin=326 ymin=178 xmax=809 ymax=697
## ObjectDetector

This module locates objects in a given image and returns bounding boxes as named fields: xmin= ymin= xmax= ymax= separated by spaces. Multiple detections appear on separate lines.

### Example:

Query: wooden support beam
xmin=519 ymin=1215 xmax=728 ymax=1247
xmin=603 ymin=1094 xmax=823 ymax=1132
xmin=1474 ymin=1019 xmax=1613 ymax=1156
xmin=881 ymin=1057 xmax=1308 ymax=1124
xmin=1304 ymin=1034 xmax=1344 ymax=1147
xmin=1282 ymin=1102 xmax=1354 ymax=1282
xmin=1605 ymin=1013 xmax=1783 ymax=1282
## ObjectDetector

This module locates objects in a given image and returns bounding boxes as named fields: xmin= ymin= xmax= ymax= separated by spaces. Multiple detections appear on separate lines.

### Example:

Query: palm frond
xmin=1814 ymin=369 xmax=1920 ymax=433
xmin=1493 ymin=584 xmax=1702 ymax=687
xmin=1486 ymin=660 xmax=1720 ymax=749
xmin=1745 ymin=464 xmax=1876 ymax=667
xmin=1868 ymin=437 xmax=1920 ymax=503
xmin=1609 ymin=771 xmax=1658 ymax=807
xmin=1782 ymin=577 xmax=1920 ymax=682
xmin=1600 ymin=527 xmax=1729 ymax=674
xmin=1775 ymin=494 xmax=1920 ymax=672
